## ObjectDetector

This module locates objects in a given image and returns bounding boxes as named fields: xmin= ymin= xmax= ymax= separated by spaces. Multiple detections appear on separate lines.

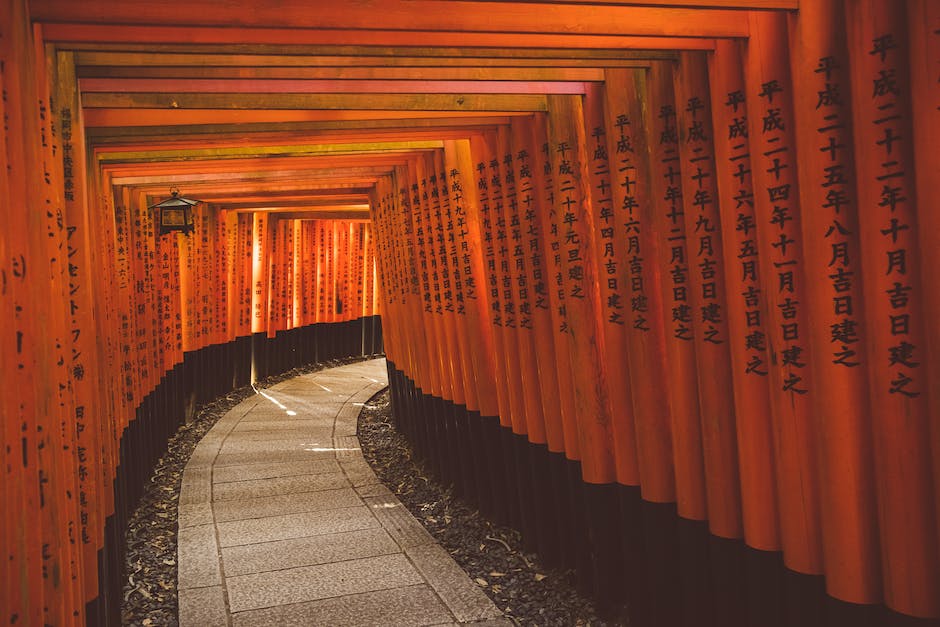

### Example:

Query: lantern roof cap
xmin=149 ymin=188 xmax=201 ymax=209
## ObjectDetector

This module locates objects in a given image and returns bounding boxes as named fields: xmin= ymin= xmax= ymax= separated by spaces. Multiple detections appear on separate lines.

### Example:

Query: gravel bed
xmin=358 ymin=390 xmax=616 ymax=626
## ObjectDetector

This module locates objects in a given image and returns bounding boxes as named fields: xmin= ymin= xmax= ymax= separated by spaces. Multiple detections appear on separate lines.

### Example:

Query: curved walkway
xmin=176 ymin=358 xmax=505 ymax=626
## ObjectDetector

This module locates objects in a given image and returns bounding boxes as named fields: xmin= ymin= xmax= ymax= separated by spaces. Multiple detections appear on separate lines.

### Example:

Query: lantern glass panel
xmin=162 ymin=207 xmax=187 ymax=227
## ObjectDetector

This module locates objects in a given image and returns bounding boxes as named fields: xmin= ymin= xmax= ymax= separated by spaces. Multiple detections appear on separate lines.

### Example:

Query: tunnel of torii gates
xmin=0 ymin=0 xmax=939 ymax=625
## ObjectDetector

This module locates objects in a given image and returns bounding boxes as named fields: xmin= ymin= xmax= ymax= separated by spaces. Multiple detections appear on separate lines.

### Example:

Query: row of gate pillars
xmin=386 ymin=360 xmax=940 ymax=627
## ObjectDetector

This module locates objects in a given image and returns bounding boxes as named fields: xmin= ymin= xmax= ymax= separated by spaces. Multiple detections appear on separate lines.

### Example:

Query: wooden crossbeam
xmin=78 ymin=78 xmax=590 ymax=95
xmin=87 ymin=124 xmax=502 ymax=145
xmin=76 ymin=66 xmax=610 ymax=81
xmin=73 ymin=51 xmax=666 ymax=67
xmin=83 ymin=109 xmax=531 ymax=127
xmin=81 ymin=93 xmax=549 ymax=112
xmin=84 ymin=117 xmax=515 ymax=139
xmin=31 ymin=1 xmax=751 ymax=37
xmin=44 ymin=25 xmax=717 ymax=50
xmin=93 ymin=140 xmax=446 ymax=163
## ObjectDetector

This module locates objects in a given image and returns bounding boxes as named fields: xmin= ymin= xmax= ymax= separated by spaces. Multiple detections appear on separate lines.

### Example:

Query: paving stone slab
xmin=218 ymin=437 xmax=337 ymax=455
xmin=363 ymin=493 xmax=435 ymax=549
xmin=212 ymin=449 xmax=337 ymax=467
xmin=232 ymin=418 xmax=337 ymax=431
xmin=340 ymin=458 xmax=381 ymax=487
xmin=179 ymin=467 xmax=212 ymax=506
xmin=178 ymin=502 xmax=214 ymax=528
xmin=270 ymin=390 xmax=358 ymax=404
xmin=221 ymin=527 xmax=399 ymax=576
xmin=405 ymin=543 xmax=503 ymax=623
xmin=177 ymin=524 xmax=222 ymax=589
xmin=332 ymin=435 xmax=362 ymax=458
xmin=213 ymin=471 xmax=350 ymax=501
xmin=226 ymin=553 xmax=424 ymax=612
xmin=236 ymin=403 xmax=345 ymax=420
xmin=212 ymin=458 xmax=340 ymax=484
xmin=355 ymin=483 xmax=394 ymax=499
xmin=230 ymin=584 xmax=454 ymax=627
xmin=215 ymin=505 xmax=379 ymax=547
xmin=179 ymin=585 xmax=228 ymax=627
xmin=220 ymin=427 xmax=336 ymax=443
xmin=185 ymin=450 xmax=218 ymax=471
xmin=212 ymin=487 xmax=362 ymax=522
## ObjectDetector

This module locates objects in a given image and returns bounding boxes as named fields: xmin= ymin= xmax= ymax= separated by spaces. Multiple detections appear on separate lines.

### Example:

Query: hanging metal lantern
xmin=149 ymin=187 xmax=200 ymax=235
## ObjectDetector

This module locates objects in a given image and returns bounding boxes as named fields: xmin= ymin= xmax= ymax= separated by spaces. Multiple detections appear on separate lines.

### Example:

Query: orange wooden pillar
xmin=265 ymin=215 xmax=281 ymax=341
xmin=394 ymin=166 xmax=432 ymax=397
xmin=494 ymin=125 xmax=546 ymax=546
xmin=423 ymin=153 xmax=463 ymax=410
xmin=745 ymin=11 xmax=824 ymax=579
xmin=250 ymin=212 xmax=269 ymax=381
xmin=845 ymin=0 xmax=940 ymax=617
xmin=496 ymin=126 xmax=543 ymax=445
xmin=545 ymin=95 xmax=620 ymax=482
xmin=443 ymin=140 xmax=500 ymax=419
xmin=644 ymin=61 xmax=708 ymax=524
xmin=405 ymin=160 xmax=443 ymax=463
xmin=507 ymin=118 xmax=564 ymax=456
xmin=545 ymin=93 xmax=620 ymax=598
xmin=432 ymin=148 xmax=480 ymax=500
xmin=581 ymin=82 xmax=641 ymax=489
xmin=673 ymin=51 xmax=744 ymax=541
xmin=787 ymin=0 xmax=882 ymax=606
xmin=468 ymin=135 xmax=514 ymax=430
xmin=421 ymin=151 xmax=464 ymax=488
xmin=0 ymin=61 xmax=30 ymax=624
xmin=434 ymin=150 xmax=472 ymax=488
xmin=707 ymin=39 xmax=781 ymax=557
xmin=505 ymin=116 xmax=570 ymax=560
xmin=907 ymin=0 xmax=940 ymax=559
xmin=602 ymin=69 xmax=676 ymax=507
xmin=531 ymin=114 xmax=581 ymax=467
xmin=5 ymin=8 xmax=88 ymax=617
xmin=54 ymin=49 xmax=106 ymax=608
xmin=0 ymin=3 xmax=46 ymax=619
xmin=443 ymin=138 xmax=506 ymax=519
xmin=432 ymin=154 xmax=468 ymax=402
xmin=410 ymin=155 xmax=451 ymax=406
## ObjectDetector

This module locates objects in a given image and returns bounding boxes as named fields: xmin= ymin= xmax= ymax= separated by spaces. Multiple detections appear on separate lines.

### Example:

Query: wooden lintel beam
xmin=82 ymin=108 xmax=529 ymax=127
xmin=85 ymin=117 xmax=514 ymax=140
xmin=43 ymin=24 xmax=718 ymax=50
xmin=93 ymin=140 xmax=445 ymax=163
xmin=81 ymin=92 xmax=549 ymax=112
xmin=73 ymin=51 xmax=669 ymax=67
xmin=31 ymin=2 xmax=750 ymax=37
xmin=242 ymin=210 xmax=370 ymax=221
xmin=112 ymin=173 xmax=382 ymax=189
xmin=204 ymin=199 xmax=371 ymax=208
xmin=104 ymin=162 xmax=397 ymax=180
xmin=78 ymin=78 xmax=589 ymax=95
xmin=469 ymin=0 xmax=794 ymax=7
xmin=86 ymin=125 xmax=501 ymax=147
xmin=216 ymin=200 xmax=369 ymax=215
xmin=76 ymin=66 xmax=610 ymax=82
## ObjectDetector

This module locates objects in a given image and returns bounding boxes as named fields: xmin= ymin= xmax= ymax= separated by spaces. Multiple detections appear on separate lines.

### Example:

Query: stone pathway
xmin=177 ymin=358 xmax=506 ymax=626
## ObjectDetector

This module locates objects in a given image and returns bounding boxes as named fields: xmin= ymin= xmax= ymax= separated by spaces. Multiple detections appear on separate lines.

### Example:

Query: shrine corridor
xmin=2 ymin=1 xmax=939 ymax=626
